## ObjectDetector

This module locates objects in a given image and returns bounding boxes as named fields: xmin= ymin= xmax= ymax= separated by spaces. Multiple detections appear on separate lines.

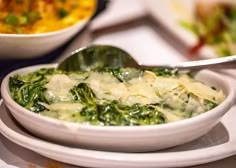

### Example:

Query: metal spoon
xmin=57 ymin=45 xmax=236 ymax=71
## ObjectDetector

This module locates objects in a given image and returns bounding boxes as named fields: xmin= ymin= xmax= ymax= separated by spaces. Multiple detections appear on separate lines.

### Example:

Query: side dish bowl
xmin=1 ymin=64 xmax=235 ymax=152
xmin=0 ymin=0 xmax=96 ymax=59
xmin=0 ymin=22 xmax=87 ymax=59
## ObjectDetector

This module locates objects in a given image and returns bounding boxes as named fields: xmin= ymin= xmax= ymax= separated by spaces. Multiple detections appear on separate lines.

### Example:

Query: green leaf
xmin=70 ymin=83 xmax=96 ymax=104
xmin=19 ymin=16 xmax=28 ymax=25
xmin=23 ymin=11 xmax=41 ymax=24
xmin=96 ymin=67 xmax=143 ymax=82
xmin=16 ymin=28 xmax=22 ymax=34
xmin=179 ymin=20 xmax=198 ymax=35
xmin=5 ymin=14 xmax=18 ymax=26
xmin=151 ymin=68 xmax=178 ymax=77
xmin=9 ymin=68 xmax=59 ymax=113
xmin=204 ymin=100 xmax=217 ymax=111
xmin=58 ymin=8 xmax=69 ymax=18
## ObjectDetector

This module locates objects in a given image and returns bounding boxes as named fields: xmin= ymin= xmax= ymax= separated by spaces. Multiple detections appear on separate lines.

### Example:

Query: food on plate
xmin=180 ymin=1 xmax=236 ymax=57
xmin=9 ymin=67 xmax=224 ymax=126
xmin=0 ymin=0 xmax=95 ymax=34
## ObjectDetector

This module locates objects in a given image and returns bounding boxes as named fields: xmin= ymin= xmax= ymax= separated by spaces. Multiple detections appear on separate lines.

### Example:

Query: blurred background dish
xmin=0 ymin=0 xmax=96 ymax=59
xmin=146 ymin=0 xmax=236 ymax=59
xmin=0 ymin=0 xmax=95 ymax=34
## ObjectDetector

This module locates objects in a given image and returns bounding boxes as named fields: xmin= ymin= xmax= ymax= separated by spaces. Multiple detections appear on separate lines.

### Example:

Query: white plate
xmin=146 ymin=0 xmax=224 ymax=59
xmin=1 ymin=101 xmax=236 ymax=168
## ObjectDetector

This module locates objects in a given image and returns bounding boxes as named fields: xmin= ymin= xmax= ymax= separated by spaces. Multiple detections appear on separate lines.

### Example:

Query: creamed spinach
xmin=9 ymin=67 xmax=224 ymax=126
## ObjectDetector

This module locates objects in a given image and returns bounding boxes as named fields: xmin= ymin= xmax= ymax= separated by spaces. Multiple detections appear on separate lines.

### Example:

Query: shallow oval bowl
xmin=1 ymin=64 xmax=235 ymax=152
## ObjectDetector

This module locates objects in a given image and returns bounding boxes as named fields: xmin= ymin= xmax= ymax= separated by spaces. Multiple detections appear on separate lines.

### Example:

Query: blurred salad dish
xmin=181 ymin=1 xmax=236 ymax=57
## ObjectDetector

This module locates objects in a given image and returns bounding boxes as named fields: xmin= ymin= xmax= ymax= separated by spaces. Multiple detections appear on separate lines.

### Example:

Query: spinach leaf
xmin=96 ymin=67 xmax=143 ymax=82
xmin=70 ymin=83 xmax=96 ymax=105
xmin=204 ymin=100 xmax=218 ymax=111
xmin=151 ymin=68 xmax=178 ymax=77
xmin=58 ymin=8 xmax=69 ymax=19
xmin=79 ymin=100 xmax=166 ymax=126
xmin=9 ymin=68 xmax=58 ymax=113
xmin=5 ymin=14 xmax=18 ymax=26
xmin=69 ymin=83 xmax=166 ymax=126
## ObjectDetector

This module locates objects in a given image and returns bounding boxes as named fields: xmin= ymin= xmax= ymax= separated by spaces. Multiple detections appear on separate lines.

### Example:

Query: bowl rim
xmin=1 ymin=63 xmax=235 ymax=132
xmin=0 ymin=19 xmax=88 ymax=38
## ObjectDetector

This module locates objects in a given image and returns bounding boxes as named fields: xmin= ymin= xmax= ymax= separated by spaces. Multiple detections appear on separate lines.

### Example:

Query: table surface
xmin=1 ymin=1 xmax=236 ymax=167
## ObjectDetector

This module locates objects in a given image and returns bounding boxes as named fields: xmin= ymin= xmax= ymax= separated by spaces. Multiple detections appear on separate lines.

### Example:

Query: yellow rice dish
xmin=0 ymin=0 xmax=96 ymax=34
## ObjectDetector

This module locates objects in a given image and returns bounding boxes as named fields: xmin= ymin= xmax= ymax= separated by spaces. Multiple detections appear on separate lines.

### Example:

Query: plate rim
xmin=1 ymin=100 xmax=236 ymax=168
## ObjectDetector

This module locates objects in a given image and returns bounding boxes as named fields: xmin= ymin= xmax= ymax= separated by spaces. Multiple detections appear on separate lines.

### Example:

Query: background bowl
xmin=0 ymin=2 xmax=96 ymax=59
xmin=0 ymin=22 xmax=87 ymax=59
xmin=1 ymin=64 xmax=235 ymax=152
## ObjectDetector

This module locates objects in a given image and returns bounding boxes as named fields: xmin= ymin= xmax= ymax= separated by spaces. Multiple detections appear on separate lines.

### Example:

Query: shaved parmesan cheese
xmin=143 ymin=70 xmax=157 ymax=82
xmin=155 ymin=106 xmax=183 ymax=122
xmin=42 ymin=102 xmax=84 ymax=121
xmin=152 ymin=77 xmax=180 ymax=95
xmin=179 ymin=76 xmax=225 ymax=103
xmin=86 ymin=72 xmax=125 ymax=101
xmin=46 ymin=102 xmax=84 ymax=112
xmin=45 ymin=74 xmax=77 ymax=102
xmin=125 ymin=78 xmax=160 ymax=105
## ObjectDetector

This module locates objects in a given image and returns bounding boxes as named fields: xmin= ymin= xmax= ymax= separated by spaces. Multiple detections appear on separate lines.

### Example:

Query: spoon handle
xmin=141 ymin=55 xmax=236 ymax=70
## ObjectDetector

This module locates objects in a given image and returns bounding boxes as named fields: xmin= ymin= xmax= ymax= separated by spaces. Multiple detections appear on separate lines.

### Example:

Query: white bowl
xmin=1 ymin=64 xmax=235 ymax=152
xmin=0 ymin=8 xmax=96 ymax=59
